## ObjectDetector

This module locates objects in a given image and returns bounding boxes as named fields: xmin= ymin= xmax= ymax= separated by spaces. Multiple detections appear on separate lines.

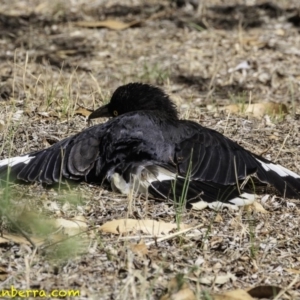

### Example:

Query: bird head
xmin=88 ymin=82 xmax=178 ymax=120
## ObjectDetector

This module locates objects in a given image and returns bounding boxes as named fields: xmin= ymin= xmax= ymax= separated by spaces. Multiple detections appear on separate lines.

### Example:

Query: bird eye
xmin=113 ymin=110 xmax=118 ymax=116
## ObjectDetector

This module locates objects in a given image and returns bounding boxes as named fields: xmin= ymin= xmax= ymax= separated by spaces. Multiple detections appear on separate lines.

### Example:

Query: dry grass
xmin=0 ymin=0 xmax=300 ymax=299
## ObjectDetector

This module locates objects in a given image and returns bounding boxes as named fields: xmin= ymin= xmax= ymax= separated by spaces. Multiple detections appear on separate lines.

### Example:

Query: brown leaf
xmin=0 ymin=266 xmax=9 ymax=281
xmin=130 ymin=241 xmax=148 ymax=256
xmin=286 ymin=268 xmax=300 ymax=274
xmin=0 ymin=120 xmax=5 ymax=131
xmin=74 ymin=106 xmax=93 ymax=117
xmin=198 ymin=273 xmax=237 ymax=285
xmin=241 ymin=36 xmax=267 ymax=48
xmin=214 ymin=213 xmax=223 ymax=223
xmin=54 ymin=216 xmax=88 ymax=236
xmin=247 ymin=285 xmax=281 ymax=298
xmin=213 ymin=289 xmax=254 ymax=300
xmin=245 ymin=201 xmax=268 ymax=213
xmin=100 ymin=219 xmax=190 ymax=235
xmin=223 ymin=103 xmax=288 ymax=118
xmin=0 ymin=234 xmax=44 ymax=246
xmin=74 ymin=19 xmax=141 ymax=30
xmin=160 ymin=288 xmax=196 ymax=300
xmin=160 ymin=275 xmax=196 ymax=300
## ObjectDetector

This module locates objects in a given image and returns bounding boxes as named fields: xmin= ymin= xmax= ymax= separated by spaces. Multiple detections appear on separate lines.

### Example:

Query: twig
xmin=274 ymin=131 xmax=291 ymax=162
xmin=146 ymin=224 xmax=203 ymax=246
xmin=273 ymin=274 xmax=299 ymax=300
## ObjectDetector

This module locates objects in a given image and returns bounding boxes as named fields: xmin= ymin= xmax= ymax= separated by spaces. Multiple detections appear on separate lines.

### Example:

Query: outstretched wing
xmin=0 ymin=125 xmax=106 ymax=184
xmin=174 ymin=124 xmax=300 ymax=198
xmin=0 ymin=113 xmax=175 ymax=185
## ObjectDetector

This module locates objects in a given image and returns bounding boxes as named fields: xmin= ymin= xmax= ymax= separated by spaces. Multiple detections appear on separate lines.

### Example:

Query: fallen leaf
xmin=0 ymin=234 xmax=44 ymax=246
xmin=160 ymin=274 xmax=196 ymax=300
xmin=223 ymin=103 xmax=288 ymax=118
xmin=54 ymin=216 xmax=88 ymax=236
xmin=198 ymin=273 xmax=237 ymax=285
xmin=210 ymin=236 xmax=223 ymax=248
xmin=214 ymin=213 xmax=223 ymax=223
xmin=100 ymin=219 xmax=190 ymax=235
xmin=245 ymin=201 xmax=268 ymax=213
xmin=275 ymin=28 xmax=285 ymax=36
xmin=74 ymin=106 xmax=93 ymax=117
xmin=213 ymin=289 xmax=254 ymax=300
xmin=286 ymin=268 xmax=300 ymax=274
xmin=241 ymin=36 xmax=267 ymax=48
xmin=247 ymin=285 xmax=281 ymax=298
xmin=0 ymin=120 xmax=5 ymax=131
xmin=0 ymin=266 xmax=9 ymax=281
xmin=74 ymin=19 xmax=141 ymax=30
xmin=160 ymin=288 xmax=196 ymax=300
xmin=130 ymin=241 xmax=148 ymax=256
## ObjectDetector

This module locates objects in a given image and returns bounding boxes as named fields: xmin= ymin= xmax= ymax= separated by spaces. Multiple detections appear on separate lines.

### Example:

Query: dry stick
xmin=274 ymin=130 xmax=291 ymax=162
xmin=89 ymin=72 xmax=105 ymax=107
xmin=258 ymin=145 xmax=272 ymax=156
xmin=223 ymin=111 xmax=231 ymax=136
xmin=145 ymin=224 xmax=203 ymax=246
xmin=205 ymin=40 xmax=219 ymax=102
xmin=233 ymin=156 xmax=241 ymax=195
xmin=273 ymin=274 xmax=299 ymax=300
xmin=23 ymin=51 xmax=29 ymax=104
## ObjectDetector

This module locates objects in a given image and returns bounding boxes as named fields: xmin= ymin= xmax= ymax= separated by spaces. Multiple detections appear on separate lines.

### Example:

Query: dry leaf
xmin=74 ymin=19 xmax=141 ymax=30
xmin=100 ymin=219 xmax=190 ymax=235
xmin=130 ymin=241 xmax=148 ymax=256
xmin=54 ymin=216 xmax=88 ymax=236
xmin=214 ymin=213 xmax=223 ymax=223
xmin=74 ymin=106 xmax=93 ymax=117
xmin=286 ymin=268 xmax=300 ymax=274
xmin=223 ymin=103 xmax=288 ymax=118
xmin=245 ymin=201 xmax=268 ymax=213
xmin=275 ymin=29 xmax=285 ymax=36
xmin=0 ymin=234 xmax=44 ymax=246
xmin=0 ymin=266 xmax=9 ymax=281
xmin=198 ymin=273 xmax=236 ymax=285
xmin=241 ymin=36 xmax=267 ymax=48
xmin=160 ymin=288 xmax=196 ymax=300
xmin=247 ymin=285 xmax=281 ymax=298
xmin=210 ymin=236 xmax=223 ymax=248
xmin=214 ymin=289 xmax=254 ymax=300
xmin=160 ymin=275 xmax=196 ymax=300
xmin=0 ymin=120 xmax=5 ymax=131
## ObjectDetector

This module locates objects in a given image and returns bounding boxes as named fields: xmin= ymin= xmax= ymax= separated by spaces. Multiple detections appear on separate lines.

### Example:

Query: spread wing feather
xmin=174 ymin=125 xmax=300 ymax=198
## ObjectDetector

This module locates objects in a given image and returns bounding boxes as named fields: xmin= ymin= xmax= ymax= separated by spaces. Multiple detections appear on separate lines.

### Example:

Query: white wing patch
xmin=257 ymin=159 xmax=300 ymax=179
xmin=0 ymin=155 xmax=34 ymax=167
xmin=228 ymin=192 xmax=256 ymax=206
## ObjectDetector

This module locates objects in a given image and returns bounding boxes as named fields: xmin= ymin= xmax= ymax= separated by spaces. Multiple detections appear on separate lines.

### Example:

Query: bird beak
xmin=88 ymin=104 xmax=110 ymax=120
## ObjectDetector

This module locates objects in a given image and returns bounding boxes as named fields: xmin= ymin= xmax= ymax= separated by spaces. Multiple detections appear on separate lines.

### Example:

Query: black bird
xmin=0 ymin=83 xmax=300 ymax=209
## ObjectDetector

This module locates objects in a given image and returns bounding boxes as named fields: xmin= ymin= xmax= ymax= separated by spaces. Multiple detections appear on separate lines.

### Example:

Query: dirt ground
xmin=0 ymin=0 xmax=300 ymax=299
